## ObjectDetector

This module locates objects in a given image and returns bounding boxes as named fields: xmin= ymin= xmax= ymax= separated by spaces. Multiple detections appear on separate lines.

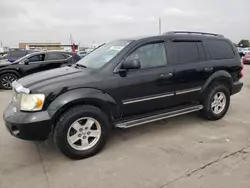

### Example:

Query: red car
xmin=242 ymin=53 xmax=250 ymax=64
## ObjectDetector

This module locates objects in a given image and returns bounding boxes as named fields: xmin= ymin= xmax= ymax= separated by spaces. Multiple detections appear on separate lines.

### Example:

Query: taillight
xmin=240 ymin=63 xmax=244 ymax=78
xmin=242 ymin=57 xmax=246 ymax=64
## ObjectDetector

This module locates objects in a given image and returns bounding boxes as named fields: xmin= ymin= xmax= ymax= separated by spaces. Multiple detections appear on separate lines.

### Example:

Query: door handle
xmin=168 ymin=73 xmax=173 ymax=77
xmin=160 ymin=73 xmax=173 ymax=78
xmin=204 ymin=67 xmax=213 ymax=72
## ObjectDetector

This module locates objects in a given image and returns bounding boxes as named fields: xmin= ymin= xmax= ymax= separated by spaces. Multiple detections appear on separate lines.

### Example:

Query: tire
xmin=54 ymin=105 xmax=110 ymax=160
xmin=202 ymin=84 xmax=230 ymax=120
xmin=0 ymin=73 xmax=18 ymax=90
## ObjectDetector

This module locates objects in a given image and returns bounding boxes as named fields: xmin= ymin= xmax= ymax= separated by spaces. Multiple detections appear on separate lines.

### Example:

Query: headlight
xmin=20 ymin=94 xmax=45 ymax=111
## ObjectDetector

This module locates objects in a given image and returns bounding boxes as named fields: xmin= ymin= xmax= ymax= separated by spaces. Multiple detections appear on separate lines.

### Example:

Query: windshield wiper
xmin=75 ymin=64 xmax=87 ymax=68
xmin=90 ymin=43 xmax=106 ymax=53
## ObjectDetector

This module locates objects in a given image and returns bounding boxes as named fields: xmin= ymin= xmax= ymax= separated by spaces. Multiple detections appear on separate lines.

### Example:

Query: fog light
xmin=11 ymin=126 xmax=20 ymax=136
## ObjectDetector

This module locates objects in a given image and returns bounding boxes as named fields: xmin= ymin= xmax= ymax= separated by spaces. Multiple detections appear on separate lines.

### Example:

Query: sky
xmin=0 ymin=0 xmax=249 ymax=47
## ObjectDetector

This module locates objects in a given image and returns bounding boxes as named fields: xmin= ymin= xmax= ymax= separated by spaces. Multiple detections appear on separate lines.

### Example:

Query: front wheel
xmin=202 ymin=84 xmax=230 ymax=120
xmin=0 ymin=73 xmax=18 ymax=90
xmin=54 ymin=105 xmax=110 ymax=160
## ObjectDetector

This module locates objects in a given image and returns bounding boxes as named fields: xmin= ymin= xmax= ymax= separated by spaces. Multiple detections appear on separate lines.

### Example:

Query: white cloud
xmin=163 ymin=7 xmax=196 ymax=17
xmin=146 ymin=16 xmax=157 ymax=22
xmin=113 ymin=15 xmax=134 ymax=22
xmin=0 ymin=0 xmax=249 ymax=46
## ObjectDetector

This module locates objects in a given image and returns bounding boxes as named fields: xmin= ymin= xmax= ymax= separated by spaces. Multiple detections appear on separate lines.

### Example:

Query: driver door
xmin=113 ymin=41 xmax=176 ymax=117
xmin=20 ymin=54 xmax=46 ymax=76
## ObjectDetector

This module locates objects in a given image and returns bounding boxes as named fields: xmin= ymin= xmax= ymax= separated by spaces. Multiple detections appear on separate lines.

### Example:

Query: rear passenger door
xmin=44 ymin=53 xmax=69 ymax=70
xmin=172 ymin=39 xmax=213 ymax=105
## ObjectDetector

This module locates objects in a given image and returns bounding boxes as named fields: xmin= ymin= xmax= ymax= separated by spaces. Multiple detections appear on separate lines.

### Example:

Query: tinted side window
xmin=62 ymin=54 xmax=71 ymax=59
xmin=28 ymin=54 xmax=45 ymax=62
xmin=9 ymin=51 xmax=26 ymax=58
xmin=174 ymin=42 xmax=200 ymax=64
xmin=207 ymin=40 xmax=235 ymax=60
xmin=126 ymin=43 xmax=167 ymax=69
xmin=47 ymin=53 xmax=67 ymax=60
xmin=197 ymin=42 xmax=206 ymax=61
xmin=72 ymin=55 xmax=81 ymax=63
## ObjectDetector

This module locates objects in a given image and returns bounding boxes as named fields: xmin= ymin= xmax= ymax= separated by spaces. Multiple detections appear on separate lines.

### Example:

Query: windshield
xmin=76 ymin=40 xmax=131 ymax=69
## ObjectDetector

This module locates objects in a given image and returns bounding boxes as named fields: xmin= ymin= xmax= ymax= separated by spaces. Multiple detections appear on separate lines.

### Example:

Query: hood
xmin=0 ymin=60 xmax=12 ymax=67
xmin=18 ymin=66 xmax=95 ymax=92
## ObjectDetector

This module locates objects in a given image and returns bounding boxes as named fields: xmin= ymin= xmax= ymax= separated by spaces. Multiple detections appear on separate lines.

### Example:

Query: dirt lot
xmin=0 ymin=66 xmax=250 ymax=188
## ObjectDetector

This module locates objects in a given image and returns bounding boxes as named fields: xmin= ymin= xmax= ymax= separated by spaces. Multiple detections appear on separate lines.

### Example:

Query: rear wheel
xmin=54 ymin=105 xmax=110 ymax=160
xmin=0 ymin=73 xmax=18 ymax=90
xmin=202 ymin=84 xmax=230 ymax=120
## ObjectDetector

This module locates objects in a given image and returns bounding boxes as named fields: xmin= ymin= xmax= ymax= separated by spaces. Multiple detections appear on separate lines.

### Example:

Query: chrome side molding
xmin=123 ymin=92 xmax=174 ymax=105
xmin=176 ymin=87 xmax=202 ymax=95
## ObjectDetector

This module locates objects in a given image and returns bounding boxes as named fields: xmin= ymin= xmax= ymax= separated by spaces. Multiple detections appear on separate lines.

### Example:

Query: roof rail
xmin=164 ymin=31 xmax=224 ymax=37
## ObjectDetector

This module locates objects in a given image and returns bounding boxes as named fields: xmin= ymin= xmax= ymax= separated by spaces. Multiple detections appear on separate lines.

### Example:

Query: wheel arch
xmin=0 ymin=69 xmax=21 ymax=78
xmin=47 ymin=88 xmax=122 ymax=128
xmin=201 ymin=70 xmax=233 ymax=100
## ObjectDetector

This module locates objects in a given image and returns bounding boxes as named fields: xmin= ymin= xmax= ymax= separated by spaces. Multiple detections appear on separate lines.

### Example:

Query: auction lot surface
xmin=0 ymin=66 xmax=250 ymax=188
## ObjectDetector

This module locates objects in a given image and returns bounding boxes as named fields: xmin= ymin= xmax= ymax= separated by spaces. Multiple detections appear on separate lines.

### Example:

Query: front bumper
xmin=3 ymin=102 xmax=52 ymax=141
xmin=231 ymin=81 xmax=243 ymax=95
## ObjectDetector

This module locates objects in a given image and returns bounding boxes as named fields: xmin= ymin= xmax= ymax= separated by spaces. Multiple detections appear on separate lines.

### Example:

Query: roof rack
xmin=164 ymin=31 xmax=224 ymax=37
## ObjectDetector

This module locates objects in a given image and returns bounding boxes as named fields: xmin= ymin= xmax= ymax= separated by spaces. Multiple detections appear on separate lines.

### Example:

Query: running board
xmin=115 ymin=105 xmax=203 ymax=129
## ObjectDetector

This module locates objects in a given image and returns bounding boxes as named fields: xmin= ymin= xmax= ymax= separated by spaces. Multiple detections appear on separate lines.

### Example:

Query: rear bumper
xmin=231 ymin=81 xmax=243 ymax=95
xmin=3 ymin=102 xmax=52 ymax=141
xmin=243 ymin=59 xmax=250 ymax=64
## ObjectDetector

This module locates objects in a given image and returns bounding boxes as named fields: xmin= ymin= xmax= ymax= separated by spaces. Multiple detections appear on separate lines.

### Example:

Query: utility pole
xmin=158 ymin=18 xmax=162 ymax=35
xmin=70 ymin=34 xmax=73 ymax=44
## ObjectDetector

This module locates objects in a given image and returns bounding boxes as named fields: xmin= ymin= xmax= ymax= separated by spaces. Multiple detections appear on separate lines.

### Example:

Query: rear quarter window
xmin=47 ymin=53 xmax=67 ymax=60
xmin=207 ymin=40 xmax=235 ymax=60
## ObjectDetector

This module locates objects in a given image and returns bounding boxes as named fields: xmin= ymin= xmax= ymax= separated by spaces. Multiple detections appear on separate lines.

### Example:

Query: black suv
xmin=0 ymin=51 xmax=81 ymax=89
xmin=3 ymin=31 xmax=243 ymax=159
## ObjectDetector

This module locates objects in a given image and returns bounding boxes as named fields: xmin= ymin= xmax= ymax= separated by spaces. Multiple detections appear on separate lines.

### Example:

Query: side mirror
xmin=24 ymin=59 xmax=29 ymax=65
xmin=122 ymin=59 xmax=141 ymax=70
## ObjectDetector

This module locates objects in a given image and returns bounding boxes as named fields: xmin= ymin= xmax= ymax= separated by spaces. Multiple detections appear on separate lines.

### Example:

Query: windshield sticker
xmin=109 ymin=46 xmax=124 ymax=51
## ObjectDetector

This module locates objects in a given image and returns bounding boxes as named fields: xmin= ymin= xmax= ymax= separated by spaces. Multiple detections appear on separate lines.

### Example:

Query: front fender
xmin=47 ymin=88 xmax=121 ymax=121
xmin=201 ymin=70 xmax=233 ymax=97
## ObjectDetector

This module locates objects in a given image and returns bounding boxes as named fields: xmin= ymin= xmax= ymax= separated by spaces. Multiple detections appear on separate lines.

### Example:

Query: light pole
xmin=159 ymin=18 xmax=162 ymax=35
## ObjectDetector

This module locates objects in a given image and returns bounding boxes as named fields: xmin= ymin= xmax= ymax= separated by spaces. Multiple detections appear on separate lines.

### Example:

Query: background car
xmin=0 ymin=54 xmax=7 ymax=60
xmin=237 ymin=47 xmax=245 ymax=57
xmin=242 ymin=53 xmax=250 ymax=64
xmin=0 ymin=51 xmax=81 ymax=89
xmin=7 ymin=49 xmax=37 ymax=62
xmin=243 ymin=47 xmax=250 ymax=55
xmin=77 ymin=51 xmax=88 ymax=58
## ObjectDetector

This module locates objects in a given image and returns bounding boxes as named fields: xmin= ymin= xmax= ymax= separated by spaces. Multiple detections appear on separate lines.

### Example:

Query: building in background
xmin=18 ymin=42 xmax=78 ymax=52
xmin=19 ymin=42 xmax=62 ymax=50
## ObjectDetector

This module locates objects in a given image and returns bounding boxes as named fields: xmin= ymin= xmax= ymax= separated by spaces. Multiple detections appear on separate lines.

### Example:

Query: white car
xmin=0 ymin=54 xmax=7 ymax=60
xmin=243 ymin=47 xmax=250 ymax=55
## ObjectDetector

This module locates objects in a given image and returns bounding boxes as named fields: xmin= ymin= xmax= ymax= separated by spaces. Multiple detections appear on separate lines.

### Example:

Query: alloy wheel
xmin=1 ymin=75 xmax=16 ymax=89
xmin=67 ymin=117 xmax=102 ymax=150
xmin=211 ymin=92 xmax=226 ymax=115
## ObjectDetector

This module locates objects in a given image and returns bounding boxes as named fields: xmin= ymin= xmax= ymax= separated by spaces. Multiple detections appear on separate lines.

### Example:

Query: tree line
xmin=238 ymin=39 xmax=250 ymax=48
